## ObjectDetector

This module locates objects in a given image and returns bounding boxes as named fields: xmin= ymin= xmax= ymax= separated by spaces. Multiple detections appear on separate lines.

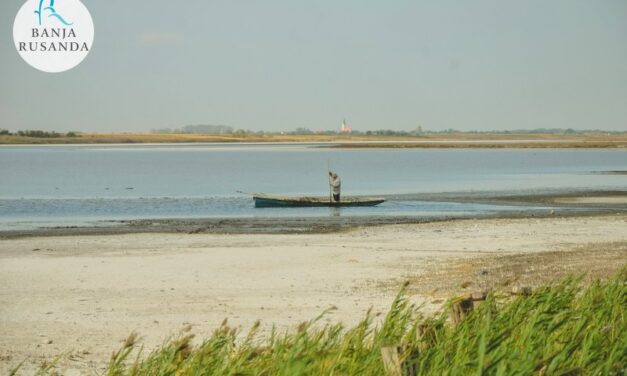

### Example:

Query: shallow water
xmin=0 ymin=144 xmax=625 ymax=229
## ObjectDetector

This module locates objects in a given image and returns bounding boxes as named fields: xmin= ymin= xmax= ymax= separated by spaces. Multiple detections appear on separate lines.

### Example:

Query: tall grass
xmin=29 ymin=268 xmax=627 ymax=375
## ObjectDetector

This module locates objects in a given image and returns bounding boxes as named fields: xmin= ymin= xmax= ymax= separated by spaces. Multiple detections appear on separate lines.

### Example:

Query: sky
xmin=1 ymin=0 xmax=626 ymax=133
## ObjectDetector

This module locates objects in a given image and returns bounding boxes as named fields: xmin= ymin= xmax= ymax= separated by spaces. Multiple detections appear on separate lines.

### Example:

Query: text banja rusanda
xmin=18 ymin=28 xmax=89 ymax=52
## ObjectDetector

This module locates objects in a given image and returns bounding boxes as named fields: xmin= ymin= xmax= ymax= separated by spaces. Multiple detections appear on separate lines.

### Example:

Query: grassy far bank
xmin=20 ymin=268 xmax=626 ymax=375
xmin=1 ymin=132 xmax=627 ymax=148
xmin=0 ymin=132 xmax=348 ymax=144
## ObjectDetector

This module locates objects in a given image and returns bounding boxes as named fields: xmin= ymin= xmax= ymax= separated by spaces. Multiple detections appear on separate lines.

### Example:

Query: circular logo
xmin=13 ymin=0 xmax=94 ymax=73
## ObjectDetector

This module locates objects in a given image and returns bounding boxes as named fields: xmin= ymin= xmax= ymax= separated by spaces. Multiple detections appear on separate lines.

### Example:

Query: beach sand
xmin=554 ymin=196 xmax=627 ymax=204
xmin=1 ymin=214 xmax=626 ymax=374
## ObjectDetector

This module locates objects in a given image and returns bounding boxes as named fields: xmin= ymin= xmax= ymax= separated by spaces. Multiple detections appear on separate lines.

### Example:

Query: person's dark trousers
xmin=333 ymin=194 xmax=340 ymax=202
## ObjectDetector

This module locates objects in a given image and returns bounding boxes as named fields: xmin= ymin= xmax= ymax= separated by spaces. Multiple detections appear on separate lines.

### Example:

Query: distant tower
xmin=340 ymin=119 xmax=352 ymax=133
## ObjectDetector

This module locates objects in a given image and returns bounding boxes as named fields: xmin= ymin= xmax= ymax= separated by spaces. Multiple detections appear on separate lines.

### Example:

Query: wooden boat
xmin=252 ymin=193 xmax=385 ymax=208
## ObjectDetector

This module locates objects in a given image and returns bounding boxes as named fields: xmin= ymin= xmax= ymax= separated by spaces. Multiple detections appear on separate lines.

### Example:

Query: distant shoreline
xmin=1 ymin=133 xmax=627 ymax=148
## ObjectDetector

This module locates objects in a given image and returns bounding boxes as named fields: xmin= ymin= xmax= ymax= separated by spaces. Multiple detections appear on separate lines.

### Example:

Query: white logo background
xmin=13 ymin=0 xmax=94 ymax=73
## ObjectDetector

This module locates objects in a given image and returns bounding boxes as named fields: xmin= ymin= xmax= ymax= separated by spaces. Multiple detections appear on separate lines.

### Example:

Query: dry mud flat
xmin=1 ymin=214 xmax=626 ymax=374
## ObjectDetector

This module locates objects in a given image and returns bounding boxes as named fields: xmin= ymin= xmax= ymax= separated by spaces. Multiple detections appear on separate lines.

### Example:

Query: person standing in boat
xmin=328 ymin=171 xmax=341 ymax=202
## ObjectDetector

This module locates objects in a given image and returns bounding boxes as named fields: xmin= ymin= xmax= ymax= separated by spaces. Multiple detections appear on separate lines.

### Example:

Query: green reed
xmin=24 ymin=267 xmax=626 ymax=375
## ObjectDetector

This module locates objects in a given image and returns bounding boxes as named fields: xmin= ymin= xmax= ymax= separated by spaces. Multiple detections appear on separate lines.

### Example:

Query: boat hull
xmin=253 ymin=195 xmax=385 ymax=208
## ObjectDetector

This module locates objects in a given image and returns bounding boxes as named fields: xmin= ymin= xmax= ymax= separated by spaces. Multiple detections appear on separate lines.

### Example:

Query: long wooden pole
xmin=327 ymin=160 xmax=332 ymax=202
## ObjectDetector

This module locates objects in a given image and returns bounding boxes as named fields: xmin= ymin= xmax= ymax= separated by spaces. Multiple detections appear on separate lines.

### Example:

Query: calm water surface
xmin=1 ymin=144 xmax=625 ymax=229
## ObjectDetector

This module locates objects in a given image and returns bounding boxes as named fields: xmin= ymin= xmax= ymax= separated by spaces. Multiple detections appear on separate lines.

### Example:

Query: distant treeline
xmin=288 ymin=128 xmax=420 ymax=136
xmin=287 ymin=127 xmax=625 ymax=136
xmin=0 ymin=129 xmax=77 ymax=137
xmin=2 ymin=127 xmax=624 ymax=138
xmin=153 ymin=125 xmax=234 ymax=134
xmin=452 ymin=128 xmax=625 ymax=135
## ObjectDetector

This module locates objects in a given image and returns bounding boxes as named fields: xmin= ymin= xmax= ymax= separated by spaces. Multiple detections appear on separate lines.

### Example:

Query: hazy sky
xmin=1 ymin=0 xmax=626 ymax=132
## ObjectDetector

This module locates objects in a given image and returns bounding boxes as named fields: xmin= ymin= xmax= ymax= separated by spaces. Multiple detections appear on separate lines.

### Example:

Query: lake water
xmin=1 ymin=144 xmax=626 ymax=230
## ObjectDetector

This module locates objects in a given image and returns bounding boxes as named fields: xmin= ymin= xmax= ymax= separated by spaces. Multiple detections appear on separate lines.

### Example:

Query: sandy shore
xmin=554 ymin=196 xmax=627 ymax=204
xmin=1 ymin=214 xmax=626 ymax=374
